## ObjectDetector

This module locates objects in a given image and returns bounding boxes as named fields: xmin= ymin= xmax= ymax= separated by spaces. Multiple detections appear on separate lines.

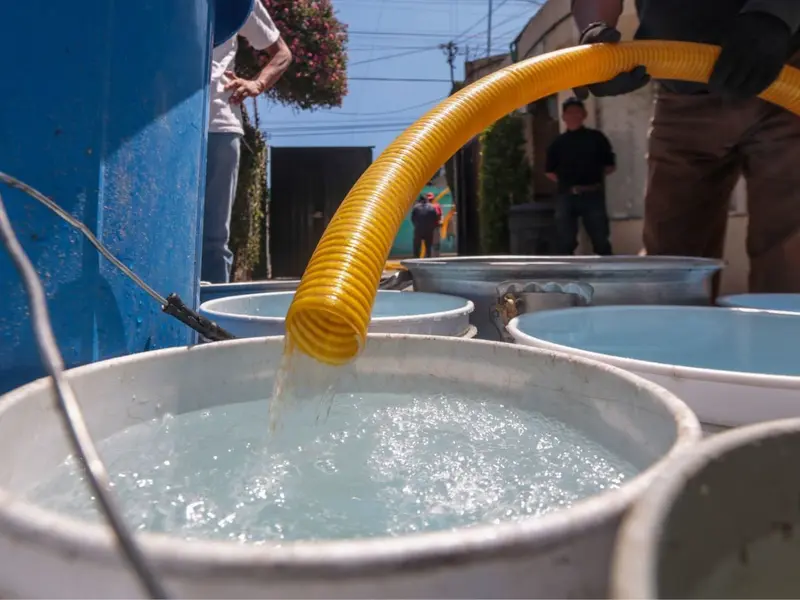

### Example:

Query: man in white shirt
xmin=202 ymin=0 xmax=291 ymax=283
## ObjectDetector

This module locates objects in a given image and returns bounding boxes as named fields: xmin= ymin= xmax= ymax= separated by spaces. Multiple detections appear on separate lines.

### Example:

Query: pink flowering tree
xmin=235 ymin=0 xmax=349 ymax=110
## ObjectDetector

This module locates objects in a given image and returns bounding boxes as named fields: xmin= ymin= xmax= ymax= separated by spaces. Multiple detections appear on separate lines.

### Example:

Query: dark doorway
xmin=269 ymin=146 xmax=373 ymax=278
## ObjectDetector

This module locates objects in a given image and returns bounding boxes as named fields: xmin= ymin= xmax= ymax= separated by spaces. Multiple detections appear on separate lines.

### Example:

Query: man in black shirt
xmin=545 ymin=97 xmax=616 ymax=255
xmin=571 ymin=0 xmax=800 ymax=294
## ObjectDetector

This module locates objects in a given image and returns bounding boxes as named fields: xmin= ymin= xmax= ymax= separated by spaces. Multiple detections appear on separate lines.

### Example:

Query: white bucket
xmin=507 ymin=306 xmax=800 ymax=431
xmin=199 ymin=290 xmax=475 ymax=338
xmin=0 ymin=335 xmax=699 ymax=598
xmin=612 ymin=418 xmax=800 ymax=598
xmin=199 ymin=280 xmax=301 ymax=304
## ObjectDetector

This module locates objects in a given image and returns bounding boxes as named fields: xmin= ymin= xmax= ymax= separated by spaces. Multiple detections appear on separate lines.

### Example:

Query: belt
xmin=567 ymin=183 xmax=602 ymax=195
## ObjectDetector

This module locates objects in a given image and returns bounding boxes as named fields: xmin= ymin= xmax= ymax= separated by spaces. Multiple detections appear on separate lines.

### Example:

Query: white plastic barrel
xmin=508 ymin=306 xmax=800 ymax=431
xmin=612 ymin=418 xmax=800 ymax=598
xmin=199 ymin=290 xmax=476 ymax=338
xmin=0 ymin=335 xmax=699 ymax=598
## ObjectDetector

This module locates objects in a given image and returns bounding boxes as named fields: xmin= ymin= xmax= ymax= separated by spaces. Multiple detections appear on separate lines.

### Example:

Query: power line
xmin=347 ymin=44 xmax=444 ymax=51
xmin=268 ymin=127 xmax=411 ymax=138
xmin=337 ymin=0 xmax=534 ymax=4
xmin=349 ymin=45 xmax=440 ymax=66
xmin=313 ymin=97 xmax=446 ymax=116
xmin=348 ymin=30 xmax=462 ymax=38
xmin=349 ymin=76 xmax=451 ymax=82
xmin=266 ymin=121 xmax=417 ymax=133
xmin=453 ymin=0 xmax=541 ymax=46
xmin=454 ymin=0 xmax=511 ymax=42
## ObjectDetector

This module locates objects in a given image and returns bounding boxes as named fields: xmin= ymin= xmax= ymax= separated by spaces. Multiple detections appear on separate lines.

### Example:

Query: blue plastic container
xmin=0 ymin=0 xmax=252 ymax=394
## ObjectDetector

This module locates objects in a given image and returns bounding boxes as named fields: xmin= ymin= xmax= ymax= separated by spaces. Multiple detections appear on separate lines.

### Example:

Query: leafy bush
xmin=478 ymin=113 xmax=532 ymax=253
xmin=230 ymin=107 xmax=268 ymax=281
xmin=235 ymin=0 xmax=348 ymax=110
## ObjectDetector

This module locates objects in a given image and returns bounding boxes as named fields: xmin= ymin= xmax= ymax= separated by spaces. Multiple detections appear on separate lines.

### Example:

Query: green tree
xmin=229 ymin=106 xmax=269 ymax=280
xmin=478 ymin=113 xmax=532 ymax=254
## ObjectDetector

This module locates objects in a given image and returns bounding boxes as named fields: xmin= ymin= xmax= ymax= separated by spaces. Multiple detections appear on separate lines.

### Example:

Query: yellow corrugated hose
xmin=285 ymin=40 xmax=800 ymax=366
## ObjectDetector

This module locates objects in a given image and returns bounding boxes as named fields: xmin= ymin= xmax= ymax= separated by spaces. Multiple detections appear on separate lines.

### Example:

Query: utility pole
xmin=487 ymin=0 xmax=493 ymax=57
xmin=439 ymin=41 xmax=459 ymax=85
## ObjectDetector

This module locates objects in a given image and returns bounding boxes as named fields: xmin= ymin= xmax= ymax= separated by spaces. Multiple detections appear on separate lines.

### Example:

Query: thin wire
xmin=0 ymin=188 xmax=169 ymax=599
xmin=0 ymin=171 xmax=167 ymax=307
xmin=349 ymin=76 xmax=451 ymax=82
xmin=349 ymin=45 xmax=440 ymax=66
xmin=310 ymin=96 xmax=445 ymax=116
xmin=268 ymin=126 xmax=411 ymax=138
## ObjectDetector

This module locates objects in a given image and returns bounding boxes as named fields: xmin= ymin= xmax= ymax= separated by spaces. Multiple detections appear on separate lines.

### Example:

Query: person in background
xmin=202 ymin=1 xmax=291 ymax=284
xmin=431 ymin=194 xmax=443 ymax=257
xmin=545 ymin=96 xmax=616 ymax=256
xmin=411 ymin=193 xmax=441 ymax=258
xmin=571 ymin=0 xmax=800 ymax=293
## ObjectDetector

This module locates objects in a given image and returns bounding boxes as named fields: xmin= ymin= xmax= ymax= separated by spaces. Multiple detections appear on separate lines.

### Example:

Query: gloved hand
xmin=574 ymin=22 xmax=651 ymax=99
xmin=709 ymin=11 xmax=792 ymax=99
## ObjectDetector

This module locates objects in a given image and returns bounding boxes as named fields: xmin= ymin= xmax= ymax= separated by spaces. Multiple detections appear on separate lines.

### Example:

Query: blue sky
xmin=256 ymin=0 xmax=541 ymax=158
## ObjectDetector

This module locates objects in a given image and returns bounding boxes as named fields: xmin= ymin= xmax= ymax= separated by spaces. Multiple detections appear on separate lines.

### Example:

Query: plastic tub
xmin=0 ymin=335 xmax=699 ymax=598
xmin=718 ymin=293 xmax=800 ymax=314
xmin=199 ymin=291 xmax=476 ymax=338
xmin=507 ymin=306 xmax=800 ymax=430
xmin=199 ymin=279 xmax=301 ymax=304
xmin=612 ymin=418 xmax=800 ymax=598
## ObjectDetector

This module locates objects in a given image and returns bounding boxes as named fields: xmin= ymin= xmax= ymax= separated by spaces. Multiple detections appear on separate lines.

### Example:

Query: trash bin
xmin=508 ymin=202 xmax=556 ymax=255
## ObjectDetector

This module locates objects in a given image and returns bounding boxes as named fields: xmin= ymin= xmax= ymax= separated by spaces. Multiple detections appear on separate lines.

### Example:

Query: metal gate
xmin=269 ymin=146 xmax=373 ymax=278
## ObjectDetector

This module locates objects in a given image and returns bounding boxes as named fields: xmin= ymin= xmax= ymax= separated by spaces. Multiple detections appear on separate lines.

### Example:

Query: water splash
xmin=269 ymin=337 xmax=359 ymax=432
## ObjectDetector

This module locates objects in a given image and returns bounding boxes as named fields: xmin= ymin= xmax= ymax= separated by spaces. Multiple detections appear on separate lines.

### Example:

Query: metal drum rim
xmin=401 ymin=255 xmax=726 ymax=276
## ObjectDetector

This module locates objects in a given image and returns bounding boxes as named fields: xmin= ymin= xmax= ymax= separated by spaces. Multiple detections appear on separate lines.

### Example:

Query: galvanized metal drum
xmin=0 ymin=335 xmax=699 ymax=598
xmin=401 ymin=256 xmax=724 ymax=341
xmin=507 ymin=305 xmax=800 ymax=432
xmin=612 ymin=419 xmax=800 ymax=599
xmin=198 ymin=290 xmax=475 ymax=338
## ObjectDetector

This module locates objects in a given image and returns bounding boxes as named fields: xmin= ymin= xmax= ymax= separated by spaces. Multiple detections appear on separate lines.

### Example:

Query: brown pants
xmin=644 ymin=79 xmax=800 ymax=294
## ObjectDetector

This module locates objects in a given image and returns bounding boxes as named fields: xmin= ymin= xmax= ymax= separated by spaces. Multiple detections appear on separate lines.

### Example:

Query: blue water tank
xmin=0 ymin=0 xmax=252 ymax=394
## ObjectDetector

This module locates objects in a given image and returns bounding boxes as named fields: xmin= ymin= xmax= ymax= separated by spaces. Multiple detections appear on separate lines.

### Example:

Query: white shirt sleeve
xmin=239 ymin=1 xmax=281 ymax=51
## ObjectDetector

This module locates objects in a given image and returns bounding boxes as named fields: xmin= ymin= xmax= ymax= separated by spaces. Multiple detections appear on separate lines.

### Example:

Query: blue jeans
xmin=555 ymin=190 xmax=612 ymax=255
xmin=201 ymin=132 xmax=241 ymax=283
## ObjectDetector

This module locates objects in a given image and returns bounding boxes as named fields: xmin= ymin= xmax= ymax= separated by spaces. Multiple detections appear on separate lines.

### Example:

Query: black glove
xmin=574 ymin=22 xmax=650 ymax=99
xmin=709 ymin=11 xmax=792 ymax=100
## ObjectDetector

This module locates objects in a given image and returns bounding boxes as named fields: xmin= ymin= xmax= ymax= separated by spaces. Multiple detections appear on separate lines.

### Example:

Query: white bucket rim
xmin=507 ymin=307 xmax=800 ymax=390
xmin=198 ymin=290 xmax=475 ymax=326
xmin=717 ymin=293 xmax=800 ymax=315
xmin=0 ymin=334 xmax=700 ymax=577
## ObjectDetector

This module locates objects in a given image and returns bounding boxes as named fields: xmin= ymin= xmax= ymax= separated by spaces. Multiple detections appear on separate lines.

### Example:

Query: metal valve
xmin=491 ymin=280 xmax=594 ymax=342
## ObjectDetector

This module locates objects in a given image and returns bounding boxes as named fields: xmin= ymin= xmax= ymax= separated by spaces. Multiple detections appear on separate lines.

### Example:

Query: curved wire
xmin=0 ymin=186 xmax=169 ymax=599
